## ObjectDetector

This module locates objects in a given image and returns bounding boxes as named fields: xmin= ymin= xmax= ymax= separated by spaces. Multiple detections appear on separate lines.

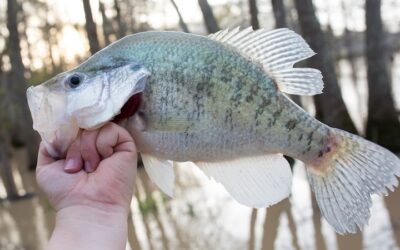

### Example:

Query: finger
xmin=64 ymin=138 xmax=83 ymax=173
xmin=37 ymin=142 xmax=56 ymax=166
xmin=80 ymin=129 xmax=101 ymax=173
xmin=96 ymin=123 xmax=136 ymax=159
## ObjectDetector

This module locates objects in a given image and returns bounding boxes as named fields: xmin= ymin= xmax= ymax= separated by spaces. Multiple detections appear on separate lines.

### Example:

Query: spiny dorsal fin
xmin=208 ymin=27 xmax=324 ymax=96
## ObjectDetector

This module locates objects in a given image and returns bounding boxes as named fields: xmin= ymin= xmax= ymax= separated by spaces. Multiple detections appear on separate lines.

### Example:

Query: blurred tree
xmin=82 ymin=0 xmax=100 ymax=54
xmin=248 ymin=208 xmax=257 ymax=250
xmin=99 ymin=1 xmax=113 ymax=45
xmin=7 ymin=0 xmax=39 ymax=169
xmin=311 ymin=194 xmax=326 ymax=250
xmin=43 ymin=23 xmax=57 ymax=72
xmin=271 ymin=0 xmax=287 ymax=28
xmin=366 ymin=0 xmax=400 ymax=245
xmin=128 ymin=211 xmax=142 ymax=250
xmin=365 ymin=0 xmax=400 ymax=151
xmin=248 ymin=0 xmax=259 ymax=29
xmin=0 ymin=140 xmax=18 ymax=200
xmin=125 ymin=0 xmax=137 ymax=33
xmin=198 ymin=0 xmax=219 ymax=33
xmin=293 ymin=0 xmax=357 ymax=134
xmin=340 ymin=1 xmax=358 ymax=85
xmin=113 ymin=0 xmax=126 ymax=39
xmin=0 ymin=55 xmax=19 ymax=200
xmin=170 ymin=0 xmax=190 ymax=33
xmin=19 ymin=3 xmax=34 ymax=73
xmin=261 ymin=199 xmax=300 ymax=250
xmin=340 ymin=0 xmax=362 ymax=120
xmin=41 ymin=3 xmax=58 ymax=73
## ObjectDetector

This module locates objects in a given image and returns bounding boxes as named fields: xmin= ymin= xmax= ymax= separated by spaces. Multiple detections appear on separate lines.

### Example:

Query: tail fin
xmin=306 ymin=128 xmax=400 ymax=234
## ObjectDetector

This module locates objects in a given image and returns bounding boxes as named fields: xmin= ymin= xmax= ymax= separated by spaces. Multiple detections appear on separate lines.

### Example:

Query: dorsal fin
xmin=208 ymin=27 xmax=323 ymax=96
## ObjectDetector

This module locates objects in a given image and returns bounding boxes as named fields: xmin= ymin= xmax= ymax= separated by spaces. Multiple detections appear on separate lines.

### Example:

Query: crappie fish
xmin=27 ymin=27 xmax=400 ymax=233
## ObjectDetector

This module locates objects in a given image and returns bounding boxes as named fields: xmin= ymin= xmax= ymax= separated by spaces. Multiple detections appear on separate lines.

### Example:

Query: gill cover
xmin=27 ymin=61 xmax=150 ymax=158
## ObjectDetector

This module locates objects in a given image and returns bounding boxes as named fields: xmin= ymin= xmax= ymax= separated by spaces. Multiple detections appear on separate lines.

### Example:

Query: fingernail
xmin=85 ymin=161 xmax=93 ymax=173
xmin=64 ymin=159 xmax=76 ymax=172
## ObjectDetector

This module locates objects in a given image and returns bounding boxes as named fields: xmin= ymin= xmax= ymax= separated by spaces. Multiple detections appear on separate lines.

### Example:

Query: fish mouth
xmin=27 ymin=85 xmax=78 ymax=158
xmin=112 ymin=92 xmax=142 ymax=123
xmin=28 ymin=88 xmax=144 ymax=159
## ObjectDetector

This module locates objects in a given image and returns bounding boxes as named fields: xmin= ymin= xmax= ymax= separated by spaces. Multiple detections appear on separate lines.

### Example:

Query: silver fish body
xmin=81 ymin=31 xmax=328 ymax=165
xmin=27 ymin=28 xmax=400 ymax=234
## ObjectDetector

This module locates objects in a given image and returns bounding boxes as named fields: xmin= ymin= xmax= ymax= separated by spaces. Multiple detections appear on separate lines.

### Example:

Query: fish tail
xmin=306 ymin=128 xmax=400 ymax=234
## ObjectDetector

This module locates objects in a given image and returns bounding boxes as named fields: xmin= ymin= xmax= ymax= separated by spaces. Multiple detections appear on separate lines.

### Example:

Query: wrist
xmin=48 ymin=205 xmax=129 ymax=250
xmin=55 ymin=205 xmax=128 ymax=227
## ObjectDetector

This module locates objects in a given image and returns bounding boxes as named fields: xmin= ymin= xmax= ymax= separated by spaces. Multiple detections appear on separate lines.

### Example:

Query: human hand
xmin=36 ymin=122 xmax=137 ymax=214
xmin=37 ymin=123 xmax=137 ymax=250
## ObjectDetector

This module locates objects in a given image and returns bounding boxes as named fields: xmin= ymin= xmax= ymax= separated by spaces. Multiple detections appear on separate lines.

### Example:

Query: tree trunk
xmin=99 ymin=1 xmax=112 ymax=45
xmin=248 ymin=208 xmax=258 ymax=250
xmin=127 ymin=212 xmax=142 ymax=250
xmin=170 ymin=0 xmax=190 ymax=33
xmin=293 ymin=0 xmax=357 ymax=134
xmin=19 ymin=4 xmax=34 ymax=72
xmin=271 ymin=0 xmax=287 ymax=28
xmin=82 ymin=0 xmax=100 ymax=55
xmin=365 ymin=0 xmax=400 ymax=151
xmin=366 ymin=2 xmax=400 ymax=245
xmin=0 ymin=52 xmax=19 ymax=199
xmin=261 ymin=198 xmax=295 ymax=250
xmin=7 ymin=0 xmax=39 ymax=169
xmin=114 ymin=0 xmax=126 ymax=39
xmin=248 ymin=0 xmax=259 ymax=30
xmin=0 ymin=140 xmax=19 ymax=199
xmin=42 ymin=5 xmax=57 ymax=73
xmin=311 ymin=193 xmax=326 ymax=250
xmin=125 ymin=0 xmax=138 ymax=34
xmin=198 ymin=0 xmax=219 ymax=34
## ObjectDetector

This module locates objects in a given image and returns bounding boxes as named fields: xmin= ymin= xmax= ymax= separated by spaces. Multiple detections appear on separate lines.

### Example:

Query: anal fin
xmin=141 ymin=154 xmax=175 ymax=197
xmin=196 ymin=154 xmax=292 ymax=208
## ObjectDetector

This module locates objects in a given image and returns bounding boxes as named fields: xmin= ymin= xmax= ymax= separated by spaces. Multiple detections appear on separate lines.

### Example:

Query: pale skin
xmin=36 ymin=123 xmax=137 ymax=250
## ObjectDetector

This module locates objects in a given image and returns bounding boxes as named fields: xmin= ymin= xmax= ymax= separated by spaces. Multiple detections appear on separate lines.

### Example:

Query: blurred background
xmin=0 ymin=0 xmax=399 ymax=249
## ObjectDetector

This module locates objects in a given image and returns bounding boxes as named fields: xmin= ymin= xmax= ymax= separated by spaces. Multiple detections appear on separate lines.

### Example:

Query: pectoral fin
xmin=196 ymin=154 xmax=292 ymax=208
xmin=141 ymin=154 xmax=175 ymax=197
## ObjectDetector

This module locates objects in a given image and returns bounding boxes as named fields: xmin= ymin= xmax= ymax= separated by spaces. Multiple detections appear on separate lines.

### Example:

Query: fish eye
xmin=67 ymin=74 xmax=82 ymax=89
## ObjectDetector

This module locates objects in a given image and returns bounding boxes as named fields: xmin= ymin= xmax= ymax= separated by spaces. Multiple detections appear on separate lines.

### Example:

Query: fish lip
xmin=27 ymin=84 xmax=78 ymax=159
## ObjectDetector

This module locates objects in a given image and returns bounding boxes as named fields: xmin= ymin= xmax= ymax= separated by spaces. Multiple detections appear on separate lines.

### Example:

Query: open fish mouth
xmin=112 ymin=92 xmax=142 ymax=123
